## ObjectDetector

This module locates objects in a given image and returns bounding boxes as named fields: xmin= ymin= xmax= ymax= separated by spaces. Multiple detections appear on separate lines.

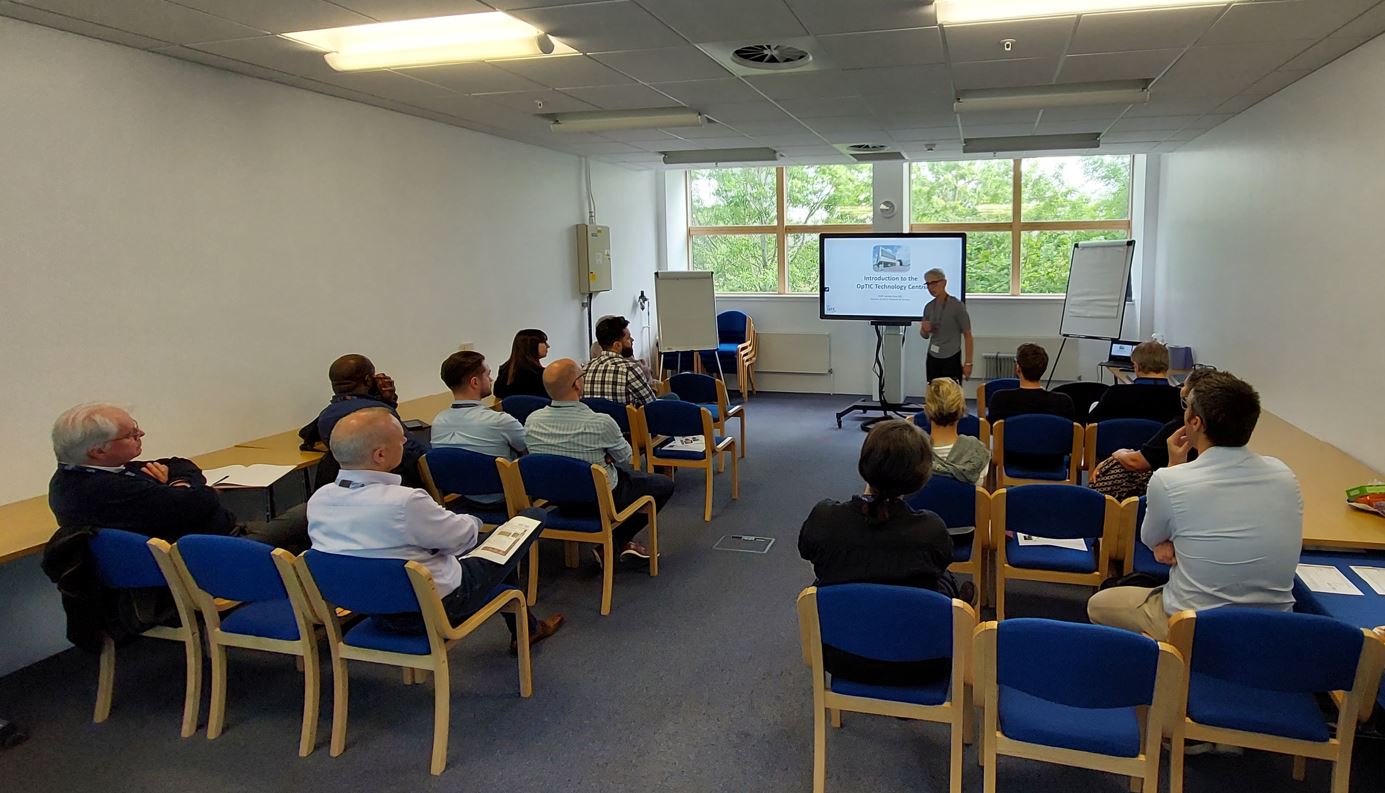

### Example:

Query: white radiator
xmin=756 ymin=332 xmax=832 ymax=374
xmin=984 ymin=352 xmax=1017 ymax=380
xmin=974 ymin=337 xmax=1078 ymax=380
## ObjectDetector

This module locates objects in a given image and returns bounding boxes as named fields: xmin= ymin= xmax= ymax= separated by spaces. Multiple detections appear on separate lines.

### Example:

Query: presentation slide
xmin=819 ymin=233 xmax=966 ymax=321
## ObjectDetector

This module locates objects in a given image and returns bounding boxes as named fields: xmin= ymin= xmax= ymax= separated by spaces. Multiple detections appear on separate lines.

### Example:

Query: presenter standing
xmin=919 ymin=268 xmax=974 ymax=383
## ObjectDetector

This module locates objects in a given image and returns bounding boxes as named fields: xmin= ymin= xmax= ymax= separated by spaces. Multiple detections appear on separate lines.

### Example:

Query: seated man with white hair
xmin=47 ymin=403 xmax=310 ymax=551
xmin=307 ymin=408 xmax=563 ymax=650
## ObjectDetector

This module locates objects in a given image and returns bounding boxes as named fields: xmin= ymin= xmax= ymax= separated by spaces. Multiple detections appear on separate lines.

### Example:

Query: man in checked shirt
xmin=583 ymin=316 xmax=660 ymax=406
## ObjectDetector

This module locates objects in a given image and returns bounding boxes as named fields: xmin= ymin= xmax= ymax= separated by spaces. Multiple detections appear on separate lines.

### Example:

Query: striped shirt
xmin=584 ymin=351 xmax=658 ymax=406
xmin=524 ymin=400 xmax=630 ymax=489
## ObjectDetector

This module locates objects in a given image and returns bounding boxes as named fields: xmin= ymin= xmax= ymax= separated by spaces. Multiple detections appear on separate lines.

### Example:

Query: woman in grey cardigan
xmin=924 ymin=377 xmax=990 ymax=486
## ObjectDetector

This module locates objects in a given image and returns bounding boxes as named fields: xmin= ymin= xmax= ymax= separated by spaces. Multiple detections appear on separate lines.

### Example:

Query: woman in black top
xmin=798 ymin=420 xmax=963 ymax=685
xmin=494 ymin=329 xmax=549 ymax=399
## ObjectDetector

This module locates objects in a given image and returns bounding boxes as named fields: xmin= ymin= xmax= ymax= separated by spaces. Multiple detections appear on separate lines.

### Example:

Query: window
xmin=686 ymin=165 xmax=873 ymax=294
xmin=911 ymin=155 xmax=1132 ymax=295
xmin=687 ymin=156 xmax=1131 ymax=295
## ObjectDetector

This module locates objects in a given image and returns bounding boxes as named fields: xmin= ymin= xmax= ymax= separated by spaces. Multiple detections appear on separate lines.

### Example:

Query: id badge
xmin=930 ymin=343 xmax=941 ymax=354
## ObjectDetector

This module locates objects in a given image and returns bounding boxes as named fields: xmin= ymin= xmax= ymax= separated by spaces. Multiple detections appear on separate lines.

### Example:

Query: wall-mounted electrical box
xmin=577 ymin=223 xmax=612 ymax=294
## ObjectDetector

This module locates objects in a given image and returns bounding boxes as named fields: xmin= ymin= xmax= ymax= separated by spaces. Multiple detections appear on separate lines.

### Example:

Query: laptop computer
xmin=1100 ymin=339 xmax=1140 ymax=370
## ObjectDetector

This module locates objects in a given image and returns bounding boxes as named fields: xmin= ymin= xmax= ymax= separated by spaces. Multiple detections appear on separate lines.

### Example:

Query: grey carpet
xmin=1 ymin=393 xmax=1380 ymax=792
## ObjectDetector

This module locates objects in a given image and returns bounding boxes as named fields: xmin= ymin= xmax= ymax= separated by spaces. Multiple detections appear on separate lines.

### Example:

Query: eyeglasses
xmin=110 ymin=425 xmax=144 ymax=443
xmin=1179 ymin=395 xmax=1192 ymax=411
xmin=925 ymin=280 xmax=944 ymax=287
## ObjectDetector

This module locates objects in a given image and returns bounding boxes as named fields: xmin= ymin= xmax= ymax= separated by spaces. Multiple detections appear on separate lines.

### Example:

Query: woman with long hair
xmin=923 ymin=377 xmax=990 ymax=487
xmin=494 ymin=329 xmax=549 ymax=399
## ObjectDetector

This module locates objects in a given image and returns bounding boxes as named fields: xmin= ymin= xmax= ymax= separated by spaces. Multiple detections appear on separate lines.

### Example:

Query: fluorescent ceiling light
xmin=936 ymin=0 xmax=1238 ymax=25
xmin=661 ymin=147 xmax=782 ymax=166
xmin=281 ymin=13 xmax=574 ymax=72
xmin=551 ymin=108 xmax=705 ymax=133
xmin=963 ymin=133 xmax=1101 ymax=154
xmin=955 ymin=81 xmax=1149 ymax=113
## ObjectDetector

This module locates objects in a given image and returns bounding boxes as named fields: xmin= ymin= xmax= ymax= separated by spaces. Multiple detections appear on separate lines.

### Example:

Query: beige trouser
xmin=1087 ymin=586 xmax=1171 ymax=640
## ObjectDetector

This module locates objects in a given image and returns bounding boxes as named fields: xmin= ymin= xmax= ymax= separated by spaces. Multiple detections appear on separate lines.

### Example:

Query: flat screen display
xmin=819 ymin=233 xmax=966 ymax=322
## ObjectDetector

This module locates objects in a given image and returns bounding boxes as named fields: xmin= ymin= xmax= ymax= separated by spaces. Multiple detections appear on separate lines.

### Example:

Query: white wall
xmin=0 ymin=17 xmax=658 ymax=673
xmin=1155 ymin=34 xmax=1385 ymax=473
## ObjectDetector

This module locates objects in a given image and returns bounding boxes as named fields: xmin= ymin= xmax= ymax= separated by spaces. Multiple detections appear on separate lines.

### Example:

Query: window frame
xmin=685 ymin=157 xmax=1133 ymax=296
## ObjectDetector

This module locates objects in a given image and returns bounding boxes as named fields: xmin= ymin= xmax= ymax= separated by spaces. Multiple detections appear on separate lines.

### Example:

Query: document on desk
xmin=201 ymin=464 xmax=296 ymax=488
xmin=1017 ymin=534 xmax=1089 ymax=551
xmin=1348 ymin=566 xmax=1385 ymax=596
xmin=463 ymin=515 xmax=541 ymax=565
xmin=1296 ymin=564 xmax=1364 ymax=596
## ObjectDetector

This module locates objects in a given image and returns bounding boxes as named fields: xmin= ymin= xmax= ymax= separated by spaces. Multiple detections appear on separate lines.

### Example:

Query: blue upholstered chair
xmin=978 ymin=377 xmax=1020 ymax=419
xmin=297 ymin=551 xmax=532 ymax=775
xmin=905 ymin=476 xmax=990 ymax=607
xmin=1120 ymin=496 xmax=1170 ymax=582
xmin=974 ymin=618 xmax=1183 ymax=793
xmin=992 ymin=485 xmax=1119 ymax=620
xmin=911 ymin=411 xmax=989 ymax=447
xmin=797 ymin=585 xmax=976 ymax=793
xmin=698 ymin=310 xmax=757 ymax=399
xmin=173 ymin=535 xmax=320 ymax=756
xmin=500 ymin=395 xmax=549 ymax=425
xmin=581 ymin=396 xmax=645 ymax=469
xmin=993 ymin=415 xmax=1083 ymax=486
xmin=87 ymin=529 xmax=203 ymax=737
xmin=641 ymin=399 xmax=739 ymax=522
xmin=499 ymin=454 xmax=658 ymax=615
xmin=418 ymin=448 xmax=511 ymax=527
xmin=1084 ymin=418 xmax=1162 ymax=471
xmin=1167 ymin=609 xmax=1385 ymax=793
xmin=670 ymin=372 xmax=747 ymax=458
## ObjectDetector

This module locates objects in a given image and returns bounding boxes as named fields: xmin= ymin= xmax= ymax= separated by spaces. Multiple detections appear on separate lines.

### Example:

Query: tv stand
xmin=835 ymin=322 xmax=922 ymax=430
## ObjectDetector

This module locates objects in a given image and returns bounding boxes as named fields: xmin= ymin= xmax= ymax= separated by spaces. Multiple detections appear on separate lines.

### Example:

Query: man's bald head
xmin=329 ymin=354 xmax=375 ymax=395
xmin=543 ymin=358 xmax=583 ymax=400
xmin=331 ymin=407 xmax=404 ymax=471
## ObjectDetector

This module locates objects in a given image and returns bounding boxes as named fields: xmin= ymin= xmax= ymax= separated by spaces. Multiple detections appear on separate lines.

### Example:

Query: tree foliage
xmin=689 ymin=156 xmax=1131 ymax=295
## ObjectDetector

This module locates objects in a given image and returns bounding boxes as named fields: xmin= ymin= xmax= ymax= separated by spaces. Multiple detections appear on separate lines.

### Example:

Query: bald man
xmin=307 ymin=408 xmax=563 ymax=649
xmin=524 ymin=359 xmax=674 ymax=563
xmin=48 ymin=403 xmax=309 ymax=550
xmin=312 ymin=353 xmax=428 ymax=488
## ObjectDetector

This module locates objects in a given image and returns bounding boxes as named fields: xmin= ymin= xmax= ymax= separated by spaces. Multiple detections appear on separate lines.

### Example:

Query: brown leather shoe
xmin=509 ymin=613 xmax=565 ymax=655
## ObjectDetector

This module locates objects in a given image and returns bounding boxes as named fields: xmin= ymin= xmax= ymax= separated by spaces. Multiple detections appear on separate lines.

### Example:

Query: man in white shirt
xmin=430 ymin=351 xmax=525 ymax=508
xmin=1087 ymin=372 xmax=1303 ymax=640
xmin=308 ymin=408 xmax=563 ymax=651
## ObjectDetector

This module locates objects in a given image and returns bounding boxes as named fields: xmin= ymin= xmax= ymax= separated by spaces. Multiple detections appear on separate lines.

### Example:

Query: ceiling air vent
xmin=730 ymin=43 xmax=812 ymax=71
xmin=847 ymin=143 xmax=889 ymax=152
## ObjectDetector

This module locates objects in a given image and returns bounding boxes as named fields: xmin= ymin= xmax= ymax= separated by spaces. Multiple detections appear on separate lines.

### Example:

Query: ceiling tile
xmin=1056 ymin=48 xmax=1182 ymax=84
xmin=956 ymin=109 xmax=1042 ymax=125
xmin=664 ymin=122 xmax=748 ymax=139
xmin=1034 ymin=117 xmax=1116 ymax=135
xmin=799 ymin=116 xmax=887 ymax=135
xmin=1110 ymin=114 xmax=1202 ymax=131
xmin=15 ymin=0 xmax=264 ymax=44
xmin=1181 ymin=112 xmax=1234 ymax=129
xmin=562 ymin=141 xmax=647 ymax=154
xmin=959 ymin=122 xmax=1041 ymax=138
xmin=1200 ymin=0 xmax=1380 ymax=45
xmin=701 ymin=101 xmax=796 ymax=124
xmin=776 ymin=95 xmax=872 ymax=119
xmin=0 ymin=1 xmax=171 ymax=48
xmin=1334 ymin=3 xmax=1385 ymax=37
xmin=785 ymin=0 xmax=936 ymax=35
xmin=814 ymin=28 xmax=945 ymax=69
xmin=1214 ymin=93 xmax=1267 ymax=113
xmin=1068 ymin=6 xmax=1221 ymax=54
xmin=635 ymin=0 xmax=805 ymax=42
xmin=943 ymin=16 xmax=1076 ymax=63
xmin=846 ymin=64 xmax=952 ymax=98
xmin=491 ymin=54 xmax=635 ymax=88
xmin=744 ymin=69 xmax=859 ymax=100
xmin=598 ymin=128 xmax=685 ymax=143
xmin=391 ymin=62 xmax=546 ymax=94
xmin=189 ymin=34 xmax=347 ymax=78
xmin=648 ymin=78 xmax=763 ymax=105
xmin=654 ymin=135 xmax=754 ymax=149
xmin=479 ymin=88 xmax=598 ymax=113
xmin=329 ymin=1 xmax=491 ymax=22
xmin=1122 ymin=91 xmax=1230 ymax=117
xmin=888 ymin=126 xmax=962 ymax=142
xmin=1154 ymin=39 xmax=1315 ymax=95
xmin=322 ymin=69 xmax=456 ymax=101
xmin=1242 ymin=67 xmax=1311 ymax=95
xmin=591 ymin=46 xmax=730 ymax=82
xmin=951 ymin=58 xmax=1060 ymax=90
xmin=507 ymin=1 xmax=685 ymax=53
xmin=1280 ymin=35 xmax=1373 ymax=71
xmin=730 ymin=120 xmax=817 ymax=135
xmin=740 ymin=130 xmax=827 ymax=145
xmin=1039 ymin=104 xmax=1135 ymax=122
xmin=170 ymin=0 xmax=372 ymax=35
xmin=1101 ymin=129 xmax=1176 ymax=143
xmin=559 ymin=83 xmax=684 ymax=109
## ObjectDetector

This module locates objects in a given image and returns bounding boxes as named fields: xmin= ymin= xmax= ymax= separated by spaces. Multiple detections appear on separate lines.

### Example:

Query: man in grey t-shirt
xmin=919 ymin=268 xmax=974 ymax=383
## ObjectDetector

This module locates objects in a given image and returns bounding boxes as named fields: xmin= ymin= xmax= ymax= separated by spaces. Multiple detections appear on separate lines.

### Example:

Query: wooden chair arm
xmin=442 ymin=493 xmax=460 ymax=504
xmin=439 ymin=586 xmax=527 ymax=642
xmin=613 ymin=494 xmax=657 ymax=524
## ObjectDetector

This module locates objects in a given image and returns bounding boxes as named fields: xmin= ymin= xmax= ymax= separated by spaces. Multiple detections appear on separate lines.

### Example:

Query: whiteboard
xmin=655 ymin=271 xmax=719 ymax=352
xmin=1059 ymin=240 xmax=1135 ymax=340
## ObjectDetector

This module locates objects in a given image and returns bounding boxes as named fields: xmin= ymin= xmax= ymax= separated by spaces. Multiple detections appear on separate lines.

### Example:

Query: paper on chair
xmin=1348 ymin=566 xmax=1385 ymax=596
xmin=463 ymin=515 xmax=541 ymax=565
xmin=662 ymin=435 xmax=705 ymax=452
xmin=201 ymin=464 xmax=295 ymax=488
xmin=1016 ymin=534 xmax=1089 ymax=551
xmin=1296 ymin=564 xmax=1364 ymax=596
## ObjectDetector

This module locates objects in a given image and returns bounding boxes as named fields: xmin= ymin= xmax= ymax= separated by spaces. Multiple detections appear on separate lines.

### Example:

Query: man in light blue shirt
xmin=1088 ymin=372 xmax=1303 ymax=640
xmin=431 ymin=351 xmax=525 ymax=506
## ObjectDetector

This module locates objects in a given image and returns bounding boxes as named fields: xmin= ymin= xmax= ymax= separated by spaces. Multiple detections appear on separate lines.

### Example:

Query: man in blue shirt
xmin=431 ymin=351 xmax=525 ymax=507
